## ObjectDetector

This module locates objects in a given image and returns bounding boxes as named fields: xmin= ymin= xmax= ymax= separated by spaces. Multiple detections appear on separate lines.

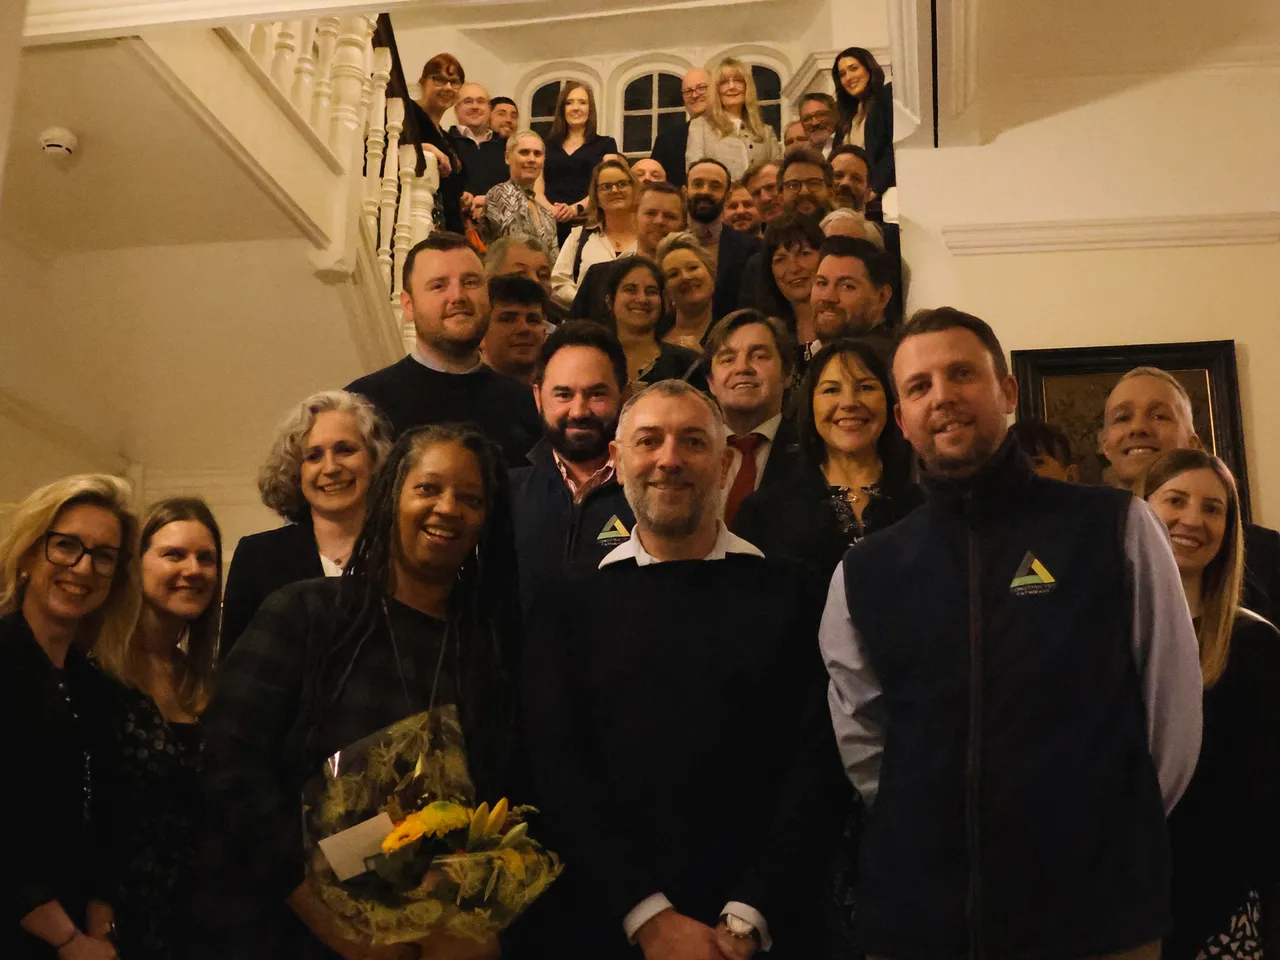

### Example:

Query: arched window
xmin=529 ymin=80 xmax=567 ymax=139
xmin=751 ymin=64 xmax=783 ymax=136
xmin=621 ymin=71 xmax=684 ymax=158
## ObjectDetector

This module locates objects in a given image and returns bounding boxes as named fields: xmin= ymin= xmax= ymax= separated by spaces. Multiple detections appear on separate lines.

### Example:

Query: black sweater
xmin=346 ymin=356 xmax=541 ymax=468
xmin=522 ymin=555 xmax=842 ymax=957
xmin=1166 ymin=610 xmax=1280 ymax=960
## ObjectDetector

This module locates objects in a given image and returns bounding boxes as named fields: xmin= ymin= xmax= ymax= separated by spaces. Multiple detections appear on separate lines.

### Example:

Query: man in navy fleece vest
xmin=821 ymin=307 xmax=1203 ymax=960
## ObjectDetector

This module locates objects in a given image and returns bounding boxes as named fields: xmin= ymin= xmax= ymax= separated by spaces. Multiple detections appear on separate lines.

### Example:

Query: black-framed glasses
xmin=682 ymin=83 xmax=709 ymax=97
xmin=45 ymin=532 xmax=120 ymax=577
xmin=782 ymin=177 xmax=828 ymax=193
xmin=597 ymin=181 xmax=633 ymax=194
xmin=428 ymin=74 xmax=462 ymax=88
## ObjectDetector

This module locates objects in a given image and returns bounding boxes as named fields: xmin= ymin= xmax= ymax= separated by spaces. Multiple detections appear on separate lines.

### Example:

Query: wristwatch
xmin=721 ymin=913 xmax=759 ymax=943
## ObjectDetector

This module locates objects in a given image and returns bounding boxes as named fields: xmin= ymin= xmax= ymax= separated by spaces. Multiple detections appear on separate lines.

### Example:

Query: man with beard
xmin=489 ymin=96 xmax=519 ymax=138
xmin=721 ymin=181 xmax=760 ymax=235
xmin=830 ymin=144 xmax=870 ymax=212
xmin=510 ymin=320 xmax=633 ymax=614
xmin=779 ymin=147 xmax=835 ymax=220
xmin=821 ymin=307 xmax=1201 ymax=960
xmin=651 ymin=67 xmax=711 ymax=188
xmin=1099 ymin=367 xmax=1280 ymax=619
xmin=571 ymin=182 xmax=686 ymax=321
xmin=798 ymin=93 xmax=838 ymax=159
xmin=686 ymin=157 xmax=764 ymax=319
xmin=480 ymin=274 xmax=548 ymax=385
xmin=810 ymin=235 xmax=895 ymax=359
xmin=524 ymin=378 xmax=841 ymax=960
xmin=346 ymin=231 xmax=541 ymax=466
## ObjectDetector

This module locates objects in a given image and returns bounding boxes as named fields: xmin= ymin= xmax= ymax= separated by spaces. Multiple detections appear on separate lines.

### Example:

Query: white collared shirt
xmin=598 ymin=520 xmax=762 ymax=569
xmin=459 ymin=125 xmax=494 ymax=145
xmin=720 ymin=412 xmax=783 ymax=510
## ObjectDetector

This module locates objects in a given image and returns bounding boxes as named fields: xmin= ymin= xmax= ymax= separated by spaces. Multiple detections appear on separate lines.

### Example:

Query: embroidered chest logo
xmin=1010 ymin=551 xmax=1056 ymax=596
xmin=597 ymin=516 xmax=629 ymax=544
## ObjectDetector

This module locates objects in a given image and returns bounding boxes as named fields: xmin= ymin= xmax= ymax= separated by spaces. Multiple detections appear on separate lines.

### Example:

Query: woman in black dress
xmin=196 ymin=424 xmax=521 ymax=960
xmin=1140 ymin=450 xmax=1280 ymax=960
xmin=0 ymin=474 xmax=140 ymax=959
xmin=408 ymin=53 xmax=469 ymax=233
xmin=602 ymin=254 xmax=706 ymax=392
xmin=733 ymin=337 xmax=919 ymax=581
xmin=831 ymin=46 xmax=895 ymax=201
xmin=92 ymin=498 xmax=222 ymax=960
xmin=221 ymin=389 xmax=392 ymax=656
xmin=541 ymin=83 xmax=618 ymax=244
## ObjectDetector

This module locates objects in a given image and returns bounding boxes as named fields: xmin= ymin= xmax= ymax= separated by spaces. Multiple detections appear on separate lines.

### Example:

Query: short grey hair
xmin=503 ymin=129 xmax=544 ymax=161
xmin=257 ymin=390 xmax=393 ymax=522
xmin=821 ymin=208 xmax=885 ymax=247
xmin=484 ymin=233 xmax=550 ymax=276
xmin=655 ymin=231 xmax=715 ymax=276
xmin=616 ymin=379 xmax=725 ymax=446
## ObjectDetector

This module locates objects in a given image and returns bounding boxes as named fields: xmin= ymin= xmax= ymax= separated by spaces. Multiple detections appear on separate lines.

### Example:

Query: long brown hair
xmin=95 ymin=497 xmax=223 ymax=715
xmin=1138 ymin=449 xmax=1244 ymax=687
xmin=547 ymin=82 xmax=600 ymax=146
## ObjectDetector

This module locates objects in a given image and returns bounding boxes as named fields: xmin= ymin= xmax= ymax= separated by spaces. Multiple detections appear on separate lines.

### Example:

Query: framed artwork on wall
xmin=1011 ymin=339 xmax=1252 ymax=523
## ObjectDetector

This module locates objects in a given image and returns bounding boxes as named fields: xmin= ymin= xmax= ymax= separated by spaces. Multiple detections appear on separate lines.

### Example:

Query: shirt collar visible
xmin=728 ymin=412 xmax=782 ymax=444
xmin=461 ymin=126 xmax=494 ymax=145
xmin=599 ymin=521 xmax=763 ymax=568
xmin=691 ymin=219 xmax=723 ymax=246
xmin=553 ymin=451 xmax=615 ymax=502
xmin=411 ymin=341 xmax=485 ymax=374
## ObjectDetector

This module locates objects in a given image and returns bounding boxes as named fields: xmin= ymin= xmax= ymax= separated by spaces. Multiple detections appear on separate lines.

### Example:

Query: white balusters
xmin=364 ymin=48 xmax=392 ymax=240
xmin=311 ymin=17 xmax=341 ymax=131
xmin=392 ymin=144 xmax=417 ymax=302
xmin=270 ymin=19 xmax=300 ymax=90
xmin=247 ymin=22 xmax=271 ymax=66
xmin=328 ymin=16 xmax=374 ymax=159
xmin=379 ymin=97 xmax=404 ymax=290
xmin=410 ymin=150 xmax=437 ymax=245
xmin=290 ymin=20 xmax=318 ymax=112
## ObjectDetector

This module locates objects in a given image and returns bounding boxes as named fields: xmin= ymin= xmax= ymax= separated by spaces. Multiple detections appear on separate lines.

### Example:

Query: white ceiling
xmin=0 ymin=39 xmax=302 ymax=258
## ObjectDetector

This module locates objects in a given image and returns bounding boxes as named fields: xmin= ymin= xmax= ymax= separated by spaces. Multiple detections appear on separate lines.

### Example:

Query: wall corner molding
xmin=941 ymin=212 xmax=1280 ymax=255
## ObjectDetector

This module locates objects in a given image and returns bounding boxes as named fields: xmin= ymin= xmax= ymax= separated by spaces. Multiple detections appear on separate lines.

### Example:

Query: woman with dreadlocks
xmin=194 ymin=425 xmax=518 ymax=960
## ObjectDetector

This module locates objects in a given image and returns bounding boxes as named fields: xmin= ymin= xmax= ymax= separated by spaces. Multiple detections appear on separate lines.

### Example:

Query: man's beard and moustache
xmin=548 ymin=412 xmax=617 ymax=464
xmin=920 ymin=411 xmax=1002 ymax=479
xmin=417 ymin=297 xmax=488 ymax=358
xmin=623 ymin=466 xmax=718 ymax=539
xmin=835 ymin=184 xmax=865 ymax=213
xmin=688 ymin=192 xmax=725 ymax=226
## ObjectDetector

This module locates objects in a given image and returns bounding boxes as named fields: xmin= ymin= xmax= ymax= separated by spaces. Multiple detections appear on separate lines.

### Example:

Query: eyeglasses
xmin=801 ymin=111 xmax=832 ymax=125
xmin=44 ymin=532 xmax=120 ymax=578
xmin=428 ymin=75 xmax=462 ymax=88
xmin=682 ymin=83 xmax=709 ymax=97
xmin=597 ymin=181 xmax=633 ymax=194
xmin=458 ymin=97 xmax=489 ymax=107
xmin=782 ymin=177 xmax=828 ymax=193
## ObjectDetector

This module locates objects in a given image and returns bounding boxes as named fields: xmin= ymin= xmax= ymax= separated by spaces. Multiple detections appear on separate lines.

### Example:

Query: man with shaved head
xmin=449 ymin=81 xmax=508 ymax=199
xmin=650 ymin=67 xmax=710 ymax=188
xmin=632 ymin=157 xmax=667 ymax=185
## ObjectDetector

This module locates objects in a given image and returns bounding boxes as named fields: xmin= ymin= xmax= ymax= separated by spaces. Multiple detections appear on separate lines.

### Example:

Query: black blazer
xmin=568 ymin=260 xmax=614 ymax=323
xmin=835 ymin=84 xmax=896 ymax=198
xmin=219 ymin=522 xmax=324 ymax=658
xmin=758 ymin=415 xmax=803 ymax=491
xmin=714 ymin=225 xmax=764 ymax=321
xmin=1243 ymin=522 xmax=1280 ymax=622
xmin=650 ymin=120 xmax=690 ymax=187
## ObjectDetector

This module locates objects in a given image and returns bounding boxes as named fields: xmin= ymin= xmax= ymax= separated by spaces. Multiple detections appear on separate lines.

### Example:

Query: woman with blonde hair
xmin=550 ymin=157 xmax=639 ymax=309
xmin=1139 ymin=449 xmax=1280 ymax=960
xmin=1 ymin=473 xmax=139 ymax=959
xmin=220 ymin=390 xmax=392 ymax=656
xmin=94 ymin=497 xmax=222 ymax=960
xmin=685 ymin=57 xmax=782 ymax=182
xmin=656 ymin=231 xmax=718 ymax=349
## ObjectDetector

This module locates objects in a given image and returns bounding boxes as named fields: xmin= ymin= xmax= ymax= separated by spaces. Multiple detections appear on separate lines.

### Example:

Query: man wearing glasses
xmin=449 ymin=82 xmax=509 ymax=202
xmin=778 ymin=147 xmax=835 ymax=221
xmin=797 ymin=93 xmax=838 ymax=159
xmin=650 ymin=67 xmax=710 ymax=189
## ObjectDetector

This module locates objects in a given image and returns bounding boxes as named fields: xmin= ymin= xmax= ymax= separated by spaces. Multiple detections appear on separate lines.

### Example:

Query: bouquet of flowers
xmin=302 ymin=709 xmax=561 ymax=945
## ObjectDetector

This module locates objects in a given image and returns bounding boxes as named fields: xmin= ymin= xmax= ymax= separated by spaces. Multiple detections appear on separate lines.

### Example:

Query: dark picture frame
xmin=1011 ymin=339 xmax=1251 ymax=524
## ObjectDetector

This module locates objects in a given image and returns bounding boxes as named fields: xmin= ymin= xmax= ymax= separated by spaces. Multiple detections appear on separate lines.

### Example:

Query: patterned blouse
xmin=484 ymin=180 xmax=560 ymax=262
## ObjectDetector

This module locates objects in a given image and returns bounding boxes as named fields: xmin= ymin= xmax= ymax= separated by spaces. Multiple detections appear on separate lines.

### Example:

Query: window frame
xmin=619 ymin=70 xmax=686 ymax=159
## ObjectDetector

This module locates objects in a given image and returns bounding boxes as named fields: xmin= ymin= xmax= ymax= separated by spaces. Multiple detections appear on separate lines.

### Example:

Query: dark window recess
xmin=623 ymin=115 xmax=653 ymax=153
xmin=657 ymin=110 xmax=687 ymax=137
xmin=624 ymin=75 xmax=653 ymax=111
xmin=760 ymin=104 xmax=781 ymax=136
xmin=531 ymin=119 xmax=554 ymax=139
xmin=531 ymin=81 xmax=562 ymax=118
xmin=657 ymin=73 xmax=684 ymax=109
xmin=752 ymin=65 xmax=781 ymax=101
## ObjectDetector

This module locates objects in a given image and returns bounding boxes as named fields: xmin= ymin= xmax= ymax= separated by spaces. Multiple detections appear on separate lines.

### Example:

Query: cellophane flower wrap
xmin=302 ymin=708 xmax=561 ymax=945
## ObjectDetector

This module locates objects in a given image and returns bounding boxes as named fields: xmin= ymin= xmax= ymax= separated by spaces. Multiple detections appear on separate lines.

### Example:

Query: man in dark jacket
xmin=821 ymin=307 xmax=1203 ymax=960
xmin=510 ymin=321 xmax=633 ymax=614
xmin=649 ymin=67 xmax=710 ymax=188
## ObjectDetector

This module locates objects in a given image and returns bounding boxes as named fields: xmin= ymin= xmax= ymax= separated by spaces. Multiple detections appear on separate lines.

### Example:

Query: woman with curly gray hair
xmin=220 ymin=390 xmax=391 ymax=657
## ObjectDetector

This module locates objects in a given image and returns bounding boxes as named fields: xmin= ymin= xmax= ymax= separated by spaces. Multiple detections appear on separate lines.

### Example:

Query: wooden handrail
xmin=373 ymin=12 xmax=426 ymax=176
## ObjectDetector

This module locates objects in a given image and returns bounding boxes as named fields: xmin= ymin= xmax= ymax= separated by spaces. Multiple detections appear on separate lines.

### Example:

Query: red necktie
xmin=725 ymin=433 xmax=765 ymax=526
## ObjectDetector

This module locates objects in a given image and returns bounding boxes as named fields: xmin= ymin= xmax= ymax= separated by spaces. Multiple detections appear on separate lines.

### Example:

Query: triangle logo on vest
xmin=597 ymin=516 xmax=630 ymax=543
xmin=1010 ymin=551 xmax=1056 ymax=596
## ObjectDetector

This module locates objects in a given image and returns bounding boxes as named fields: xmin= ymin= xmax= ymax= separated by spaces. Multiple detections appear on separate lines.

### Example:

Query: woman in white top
xmin=685 ymin=57 xmax=781 ymax=182
xmin=550 ymin=157 xmax=640 ymax=309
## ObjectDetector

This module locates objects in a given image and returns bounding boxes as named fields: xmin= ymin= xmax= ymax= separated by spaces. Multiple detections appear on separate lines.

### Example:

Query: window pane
xmin=752 ymin=65 xmax=781 ymax=101
xmin=531 ymin=119 xmax=554 ymax=139
xmin=531 ymin=81 xmax=561 ymax=118
xmin=656 ymin=110 xmax=686 ymax=137
xmin=623 ymin=114 xmax=653 ymax=153
xmin=657 ymin=73 xmax=683 ymax=109
xmin=624 ymin=74 xmax=653 ymax=111
xmin=760 ymin=103 xmax=781 ymax=136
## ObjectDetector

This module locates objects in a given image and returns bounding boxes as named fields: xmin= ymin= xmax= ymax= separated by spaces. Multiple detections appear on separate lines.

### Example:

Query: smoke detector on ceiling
xmin=39 ymin=127 xmax=78 ymax=159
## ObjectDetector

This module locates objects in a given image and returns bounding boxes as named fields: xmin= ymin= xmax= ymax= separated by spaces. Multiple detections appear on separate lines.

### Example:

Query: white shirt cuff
xmin=723 ymin=901 xmax=772 ymax=951
xmin=623 ymin=893 xmax=673 ymax=942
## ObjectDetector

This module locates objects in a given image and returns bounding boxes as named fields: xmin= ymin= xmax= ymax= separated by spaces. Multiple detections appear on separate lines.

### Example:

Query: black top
xmin=449 ymin=128 xmax=508 ymax=196
xmin=649 ymin=120 xmax=690 ymax=187
xmin=713 ymin=224 xmax=764 ymax=321
xmin=1 ymin=614 xmax=108 ymax=960
xmin=346 ymin=355 xmax=541 ymax=468
xmin=1166 ymin=610 xmax=1280 ymax=960
xmin=638 ymin=341 xmax=707 ymax=391
xmin=542 ymin=135 xmax=619 ymax=207
xmin=733 ymin=459 xmax=922 ymax=581
xmin=405 ymin=98 xmax=466 ymax=233
xmin=94 ymin=675 xmax=203 ymax=960
xmin=522 ymin=556 xmax=841 ymax=957
xmin=220 ymin=521 xmax=324 ymax=658
xmin=194 ymin=580 xmax=457 ymax=960
xmin=834 ymin=83 xmax=896 ymax=198
xmin=1243 ymin=522 xmax=1280 ymax=622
